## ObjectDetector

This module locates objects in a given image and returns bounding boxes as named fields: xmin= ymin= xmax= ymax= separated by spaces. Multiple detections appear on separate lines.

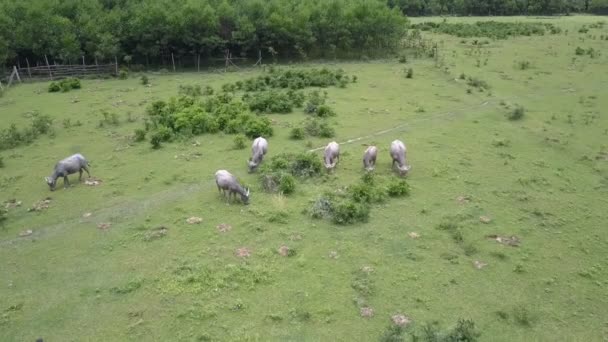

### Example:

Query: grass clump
xmin=243 ymin=89 xmax=304 ymax=113
xmin=516 ymin=60 xmax=531 ymax=70
xmin=405 ymin=68 xmax=414 ymax=79
xmin=134 ymin=129 xmax=146 ymax=142
xmin=412 ymin=21 xmax=557 ymax=40
xmin=0 ymin=156 xmax=4 ymax=168
xmin=178 ymin=84 xmax=202 ymax=97
xmin=259 ymin=153 xmax=323 ymax=194
xmin=140 ymin=75 xmax=149 ymax=85
xmin=408 ymin=319 xmax=480 ymax=341
xmin=139 ymin=94 xmax=273 ymax=147
xmin=232 ymin=134 xmax=247 ymax=150
xmin=508 ymin=105 xmax=525 ymax=121
xmin=0 ymin=113 xmax=54 ymax=151
xmin=304 ymin=118 xmax=335 ymax=138
xmin=289 ymin=127 xmax=305 ymax=140
xmin=386 ymin=178 xmax=410 ymax=197
xmin=48 ymin=77 xmax=81 ymax=93
xmin=234 ymin=67 xmax=351 ymax=92
xmin=466 ymin=76 xmax=489 ymax=91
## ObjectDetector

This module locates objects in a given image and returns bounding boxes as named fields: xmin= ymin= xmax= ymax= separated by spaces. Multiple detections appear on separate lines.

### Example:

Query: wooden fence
xmin=20 ymin=62 xmax=117 ymax=81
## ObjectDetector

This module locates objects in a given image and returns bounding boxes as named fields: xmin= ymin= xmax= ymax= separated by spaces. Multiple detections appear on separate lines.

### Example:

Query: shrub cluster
xmin=140 ymin=94 xmax=273 ymax=148
xmin=411 ymin=21 xmax=559 ymax=39
xmin=466 ymin=76 xmax=490 ymax=91
xmin=178 ymin=84 xmax=202 ymax=97
xmin=243 ymin=89 xmax=305 ymax=113
xmin=308 ymin=174 xmax=410 ymax=225
xmin=235 ymin=67 xmax=352 ymax=92
xmin=575 ymin=47 xmax=599 ymax=58
xmin=0 ymin=113 xmax=54 ymax=151
xmin=259 ymin=152 xmax=323 ymax=194
xmin=48 ymin=77 xmax=81 ymax=93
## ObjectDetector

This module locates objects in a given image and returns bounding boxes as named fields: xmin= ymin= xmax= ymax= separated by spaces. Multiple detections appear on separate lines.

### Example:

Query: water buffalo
xmin=390 ymin=140 xmax=411 ymax=176
xmin=324 ymin=141 xmax=340 ymax=171
xmin=215 ymin=170 xmax=250 ymax=204
xmin=45 ymin=153 xmax=91 ymax=191
xmin=247 ymin=137 xmax=268 ymax=173
xmin=363 ymin=145 xmax=378 ymax=171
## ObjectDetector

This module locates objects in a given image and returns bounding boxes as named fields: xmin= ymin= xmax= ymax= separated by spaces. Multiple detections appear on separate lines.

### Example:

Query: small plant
xmin=467 ymin=76 xmax=489 ymax=90
xmin=233 ymin=134 xmax=247 ymax=150
xmin=278 ymin=173 xmax=296 ymax=194
xmin=387 ymin=178 xmax=410 ymax=197
xmin=516 ymin=60 xmax=531 ymax=70
xmin=48 ymin=78 xmax=81 ymax=93
xmin=118 ymin=69 xmax=128 ymax=80
xmin=316 ymin=105 xmax=336 ymax=118
xmin=508 ymin=105 xmax=525 ymax=121
xmin=0 ymin=156 xmax=4 ymax=168
xmin=150 ymin=134 xmax=162 ymax=149
xmin=48 ymin=82 xmax=61 ymax=92
xmin=405 ymin=68 xmax=413 ymax=79
xmin=0 ymin=207 xmax=7 ymax=225
xmin=352 ymin=75 xmax=357 ymax=83
xmin=575 ymin=46 xmax=585 ymax=55
xmin=134 ymin=129 xmax=146 ymax=142
xmin=140 ymin=75 xmax=149 ymax=85
xmin=459 ymin=73 xmax=466 ymax=79
xmin=290 ymin=127 xmax=305 ymax=140
xmin=178 ymin=84 xmax=202 ymax=97
xmin=513 ymin=305 xmax=534 ymax=327
xmin=332 ymin=199 xmax=370 ymax=224
xmin=398 ymin=55 xmax=407 ymax=63
xmin=203 ymin=85 xmax=214 ymax=95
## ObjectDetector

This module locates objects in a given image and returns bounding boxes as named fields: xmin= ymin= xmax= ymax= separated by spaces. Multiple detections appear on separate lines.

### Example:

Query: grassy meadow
xmin=1 ymin=15 xmax=608 ymax=341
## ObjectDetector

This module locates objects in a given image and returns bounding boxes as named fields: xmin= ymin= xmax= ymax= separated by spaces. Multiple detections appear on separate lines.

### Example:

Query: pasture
xmin=1 ymin=15 xmax=608 ymax=341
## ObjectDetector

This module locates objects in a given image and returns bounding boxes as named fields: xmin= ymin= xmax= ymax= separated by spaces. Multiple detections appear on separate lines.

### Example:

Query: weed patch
xmin=48 ymin=78 xmax=81 ymax=93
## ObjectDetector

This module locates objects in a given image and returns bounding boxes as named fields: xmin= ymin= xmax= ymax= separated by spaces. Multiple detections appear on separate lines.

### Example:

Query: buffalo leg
xmin=64 ymin=176 xmax=70 ymax=188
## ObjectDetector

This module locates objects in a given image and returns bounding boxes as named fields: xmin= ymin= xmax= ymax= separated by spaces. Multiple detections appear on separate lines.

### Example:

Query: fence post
xmin=82 ymin=56 xmax=85 ymax=65
xmin=115 ymin=56 xmax=118 ymax=75
xmin=44 ymin=55 xmax=53 ymax=80
xmin=25 ymin=58 xmax=32 ymax=79
xmin=13 ymin=66 xmax=21 ymax=83
xmin=197 ymin=54 xmax=200 ymax=72
xmin=171 ymin=53 xmax=176 ymax=72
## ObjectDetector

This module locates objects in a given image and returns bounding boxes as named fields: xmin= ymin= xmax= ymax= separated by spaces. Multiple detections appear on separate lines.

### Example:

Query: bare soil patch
xmin=19 ymin=229 xmax=33 ymax=237
xmin=278 ymin=245 xmax=290 ymax=257
xmin=97 ymin=222 xmax=111 ymax=230
xmin=486 ymin=234 xmax=521 ymax=247
xmin=216 ymin=223 xmax=232 ymax=233
xmin=186 ymin=216 xmax=203 ymax=224
xmin=473 ymin=260 xmax=488 ymax=269
xmin=391 ymin=314 xmax=412 ymax=327
xmin=27 ymin=198 xmax=52 ymax=212
xmin=360 ymin=307 xmax=374 ymax=318
xmin=479 ymin=216 xmax=492 ymax=223
xmin=236 ymin=247 xmax=251 ymax=258
xmin=84 ymin=178 xmax=103 ymax=186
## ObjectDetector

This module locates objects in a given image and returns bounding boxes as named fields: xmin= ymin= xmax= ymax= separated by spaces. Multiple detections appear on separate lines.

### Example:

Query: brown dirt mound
xmin=408 ymin=232 xmax=420 ymax=239
xmin=236 ymin=247 xmax=251 ymax=258
xmin=360 ymin=307 xmax=374 ymax=318
xmin=4 ymin=199 xmax=22 ymax=209
xmin=456 ymin=195 xmax=471 ymax=204
xmin=361 ymin=266 xmax=374 ymax=273
xmin=19 ymin=229 xmax=33 ymax=237
xmin=278 ymin=245 xmax=290 ymax=257
xmin=186 ymin=216 xmax=203 ymax=224
xmin=391 ymin=314 xmax=412 ymax=327
xmin=216 ymin=223 xmax=232 ymax=233
xmin=473 ymin=260 xmax=488 ymax=269
xmin=479 ymin=216 xmax=492 ymax=223
xmin=84 ymin=178 xmax=103 ymax=186
xmin=144 ymin=226 xmax=168 ymax=240
xmin=97 ymin=222 xmax=111 ymax=230
xmin=28 ymin=198 xmax=51 ymax=212
xmin=328 ymin=251 xmax=339 ymax=259
xmin=486 ymin=234 xmax=520 ymax=247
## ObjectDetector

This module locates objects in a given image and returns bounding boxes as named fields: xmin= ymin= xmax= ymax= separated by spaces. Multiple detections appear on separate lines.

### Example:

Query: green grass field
xmin=1 ymin=16 xmax=607 ymax=341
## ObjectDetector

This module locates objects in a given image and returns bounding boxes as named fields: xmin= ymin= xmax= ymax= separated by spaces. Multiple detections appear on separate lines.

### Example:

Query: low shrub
xmin=575 ymin=46 xmax=585 ymax=55
xmin=508 ymin=105 xmax=525 ymax=121
xmin=98 ymin=110 xmax=120 ymax=127
xmin=48 ymin=77 xmax=81 ymax=93
xmin=316 ymin=105 xmax=336 ymax=118
xmin=332 ymin=199 xmax=370 ymax=224
xmin=178 ymin=84 xmax=202 ymax=97
xmin=466 ymin=76 xmax=490 ymax=90
xmin=233 ymin=134 xmax=247 ymax=150
xmin=118 ymin=69 xmax=128 ymax=79
xmin=278 ymin=173 xmax=296 ymax=194
xmin=203 ymin=85 xmax=214 ymax=95
xmin=134 ymin=129 xmax=146 ymax=142
xmin=405 ymin=68 xmax=414 ymax=79
xmin=0 ymin=207 xmax=7 ymax=225
xmin=516 ymin=60 xmax=531 ymax=70
xmin=398 ymin=55 xmax=407 ymax=63
xmin=243 ymin=89 xmax=304 ymax=113
xmin=304 ymin=118 xmax=335 ymax=138
xmin=290 ymin=127 xmax=305 ymax=140
xmin=387 ymin=178 xmax=410 ymax=197
xmin=0 ymin=156 xmax=4 ymax=168
xmin=349 ymin=183 xmax=386 ymax=204
xmin=140 ymin=75 xmax=149 ymax=85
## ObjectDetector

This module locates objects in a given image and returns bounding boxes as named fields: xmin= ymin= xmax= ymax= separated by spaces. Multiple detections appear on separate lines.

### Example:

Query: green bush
xmin=308 ymin=196 xmax=334 ymax=219
xmin=405 ymin=68 xmax=413 ymax=79
xmin=278 ymin=173 xmax=296 ymax=194
xmin=412 ymin=21 xmax=555 ymax=40
xmin=304 ymin=118 xmax=335 ymax=138
xmin=48 ymin=78 xmax=81 ymax=93
xmin=118 ymin=69 xmax=128 ymax=79
xmin=316 ymin=105 xmax=336 ymax=118
xmin=387 ymin=178 xmax=410 ymax=197
xmin=140 ymin=75 xmax=149 ymax=85
xmin=134 ymin=129 xmax=146 ymax=142
xmin=466 ymin=76 xmax=490 ymax=90
xmin=516 ymin=60 xmax=531 ymax=70
xmin=178 ymin=84 xmax=202 ymax=97
xmin=233 ymin=134 xmax=247 ymax=149
xmin=398 ymin=55 xmax=407 ymax=63
xmin=332 ymin=199 xmax=370 ymax=224
xmin=0 ymin=156 xmax=4 ymax=168
xmin=203 ymin=85 xmax=214 ymax=95
xmin=262 ymin=152 xmax=323 ymax=179
xmin=575 ymin=46 xmax=585 ymax=55
xmin=349 ymin=183 xmax=386 ymax=204
xmin=290 ymin=127 xmax=305 ymax=140
xmin=0 ymin=207 xmax=7 ymax=225
xmin=508 ymin=105 xmax=525 ymax=120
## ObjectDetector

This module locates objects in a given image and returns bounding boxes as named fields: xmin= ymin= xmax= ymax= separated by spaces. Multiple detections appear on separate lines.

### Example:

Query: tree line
xmin=0 ymin=0 xmax=407 ymax=67
xmin=387 ymin=0 xmax=608 ymax=16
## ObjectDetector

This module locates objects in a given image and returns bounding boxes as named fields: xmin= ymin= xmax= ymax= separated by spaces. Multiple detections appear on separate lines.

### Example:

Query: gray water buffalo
xmin=363 ymin=145 xmax=378 ymax=171
xmin=45 ymin=153 xmax=91 ymax=191
xmin=247 ymin=137 xmax=268 ymax=172
xmin=215 ymin=170 xmax=250 ymax=204
xmin=324 ymin=141 xmax=340 ymax=171
xmin=390 ymin=140 xmax=411 ymax=176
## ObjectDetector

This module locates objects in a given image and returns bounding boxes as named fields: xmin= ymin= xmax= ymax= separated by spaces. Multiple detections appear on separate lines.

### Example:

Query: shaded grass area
xmin=1 ymin=15 xmax=608 ymax=341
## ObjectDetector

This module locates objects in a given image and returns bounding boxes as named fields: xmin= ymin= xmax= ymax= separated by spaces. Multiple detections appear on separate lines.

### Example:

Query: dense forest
xmin=1 ymin=0 xmax=607 ymax=68
xmin=0 ymin=0 xmax=407 ymax=67
xmin=388 ymin=0 xmax=608 ymax=16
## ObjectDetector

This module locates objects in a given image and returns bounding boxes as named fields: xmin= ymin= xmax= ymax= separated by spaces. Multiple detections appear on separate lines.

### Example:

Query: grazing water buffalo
xmin=390 ymin=140 xmax=411 ymax=176
xmin=215 ymin=170 xmax=250 ymax=204
xmin=247 ymin=137 xmax=268 ymax=173
xmin=363 ymin=145 xmax=378 ymax=171
xmin=45 ymin=153 xmax=91 ymax=191
xmin=324 ymin=141 xmax=340 ymax=171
